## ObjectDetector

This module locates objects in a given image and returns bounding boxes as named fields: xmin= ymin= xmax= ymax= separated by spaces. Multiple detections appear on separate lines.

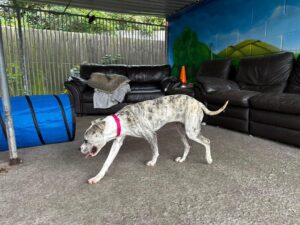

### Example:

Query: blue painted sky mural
xmin=168 ymin=0 xmax=300 ymax=66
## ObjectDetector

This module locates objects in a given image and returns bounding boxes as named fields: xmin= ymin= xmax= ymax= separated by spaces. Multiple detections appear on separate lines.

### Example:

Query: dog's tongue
xmin=84 ymin=148 xmax=97 ymax=158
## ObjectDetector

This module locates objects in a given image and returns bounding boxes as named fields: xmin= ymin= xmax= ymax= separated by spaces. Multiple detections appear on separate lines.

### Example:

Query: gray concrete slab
xmin=0 ymin=116 xmax=299 ymax=225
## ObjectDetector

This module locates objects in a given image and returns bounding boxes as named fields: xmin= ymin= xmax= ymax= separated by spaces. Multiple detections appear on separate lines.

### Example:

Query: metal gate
xmin=0 ymin=5 xmax=167 ymax=95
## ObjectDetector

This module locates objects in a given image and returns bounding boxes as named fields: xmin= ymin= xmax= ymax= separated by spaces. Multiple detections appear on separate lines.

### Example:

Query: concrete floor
xmin=0 ymin=116 xmax=299 ymax=225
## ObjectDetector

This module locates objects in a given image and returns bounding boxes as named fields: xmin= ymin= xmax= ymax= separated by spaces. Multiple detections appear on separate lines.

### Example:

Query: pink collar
xmin=112 ymin=114 xmax=121 ymax=137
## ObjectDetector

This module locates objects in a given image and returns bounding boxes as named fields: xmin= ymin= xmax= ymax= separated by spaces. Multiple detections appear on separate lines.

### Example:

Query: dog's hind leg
xmin=88 ymin=136 xmax=125 ymax=184
xmin=143 ymin=132 xmax=159 ymax=167
xmin=175 ymin=124 xmax=190 ymax=163
xmin=184 ymin=112 xmax=212 ymax=164
xmin=197 ymin=135 xmax=212 ymax=164
xmin=186 ymin=132 xmax=212 ymax=164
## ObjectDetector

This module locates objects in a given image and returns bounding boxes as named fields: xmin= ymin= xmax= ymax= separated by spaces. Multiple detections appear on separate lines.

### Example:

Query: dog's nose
xmin=78 ymin=147 xmax=81 ymax=151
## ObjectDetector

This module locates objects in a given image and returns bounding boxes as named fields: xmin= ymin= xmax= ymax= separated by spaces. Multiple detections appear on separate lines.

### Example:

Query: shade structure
xmin=0 ymin=94 xmax=76 ymax=151
xmin=25 ymin=0 xmax=202 ymax=17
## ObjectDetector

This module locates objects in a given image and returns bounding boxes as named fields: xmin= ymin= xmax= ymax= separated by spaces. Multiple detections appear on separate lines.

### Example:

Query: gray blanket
xmin=87 ymin=72 xmax=131 ymax=109
xmin=93 ymin=84 xmax=131 ymax=109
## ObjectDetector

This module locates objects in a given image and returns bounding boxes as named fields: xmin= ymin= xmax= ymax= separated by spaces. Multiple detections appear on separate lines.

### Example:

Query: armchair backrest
xmin=126 ymin=65 xmax=170 ymax=83
xmin=196 ymin=59 xmax=233 ymax=80
xmin=285 ymin=55 xmax=300 ymax=94
xmin=236 ymin=52 xmax=294 ymax=93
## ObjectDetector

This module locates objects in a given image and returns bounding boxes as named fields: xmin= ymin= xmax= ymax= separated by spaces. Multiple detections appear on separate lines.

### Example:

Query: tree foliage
xmin=1 ymin=0 xmax=165 ymax=33
xmin=171 ymin=27 xmax=213 ymax=82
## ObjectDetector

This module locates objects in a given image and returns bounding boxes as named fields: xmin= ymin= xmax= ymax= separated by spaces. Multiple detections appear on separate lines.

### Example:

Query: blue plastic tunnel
xmin=0 ymin=94 xmax=76 ymax=151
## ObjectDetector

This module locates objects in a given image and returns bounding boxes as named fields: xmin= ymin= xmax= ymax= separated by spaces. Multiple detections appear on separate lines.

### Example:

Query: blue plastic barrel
xmin=0 ymin=94 xmax=76 ymax=151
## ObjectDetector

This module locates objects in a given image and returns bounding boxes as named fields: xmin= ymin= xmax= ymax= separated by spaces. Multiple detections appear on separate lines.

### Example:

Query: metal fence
xmin=0 ymin=6 xmax=167 ymax=96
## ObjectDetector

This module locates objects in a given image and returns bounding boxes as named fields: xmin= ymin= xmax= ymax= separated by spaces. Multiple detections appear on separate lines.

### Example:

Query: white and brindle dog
xmin=80 ymin=94 xmax=228 ymax=184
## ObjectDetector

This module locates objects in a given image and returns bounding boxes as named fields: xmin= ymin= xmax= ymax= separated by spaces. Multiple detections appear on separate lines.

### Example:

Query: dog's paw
xmin=206 ymin=158 xmax=213 ymax=164
xmin=146 ymin=161 xmax=156 ymax=167
xmin=175 ymin=157 xmax=185 ymax=163
xmin=88 ymin=176 xmax=102 ymax=184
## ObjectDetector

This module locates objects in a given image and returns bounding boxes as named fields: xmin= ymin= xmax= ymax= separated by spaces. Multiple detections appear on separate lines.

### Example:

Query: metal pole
xmin=16 ymin=8 xmax=29 ymax=95
xmin=0 ymin=20 xmax=21 ymax=165
xmin=165 ymin=21 xmax=168 ymax=64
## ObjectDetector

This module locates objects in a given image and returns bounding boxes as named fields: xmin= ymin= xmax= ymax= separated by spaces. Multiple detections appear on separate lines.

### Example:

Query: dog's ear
xmin=91 ymin=118 xmax=102 ymax=125
xmin=92 ymin=121 xmax=106 ymax=132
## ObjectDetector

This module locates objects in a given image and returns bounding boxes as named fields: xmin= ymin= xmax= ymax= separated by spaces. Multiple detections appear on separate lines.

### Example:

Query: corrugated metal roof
xmin=28 ymin=0 xmax=202 ymax=17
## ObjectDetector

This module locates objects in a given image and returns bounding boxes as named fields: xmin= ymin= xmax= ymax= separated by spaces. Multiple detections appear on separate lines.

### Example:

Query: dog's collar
xmin=112 ymin=114 xmax=121 ymax=137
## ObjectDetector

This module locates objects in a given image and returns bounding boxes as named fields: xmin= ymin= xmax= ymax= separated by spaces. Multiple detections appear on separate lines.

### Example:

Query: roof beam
xmin=24 ymin=0 xmax=201 ymax=17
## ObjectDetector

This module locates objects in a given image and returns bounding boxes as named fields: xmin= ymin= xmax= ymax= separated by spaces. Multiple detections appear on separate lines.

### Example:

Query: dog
xmin=80 ymin=94 xmax=228 ymax=184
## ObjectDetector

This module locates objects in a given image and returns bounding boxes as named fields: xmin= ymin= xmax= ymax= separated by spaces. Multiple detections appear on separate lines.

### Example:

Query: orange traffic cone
xmin=180 ymin=65 xmax=187 ymax=87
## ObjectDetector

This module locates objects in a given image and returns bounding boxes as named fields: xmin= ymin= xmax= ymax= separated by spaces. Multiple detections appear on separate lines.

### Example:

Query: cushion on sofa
xmin=250 ymin=93 xmax=300 ymax=114
xmin=80 ymin=64 xmax=128 ymax=80
xmin=127 ymin=65 xmax=170 ymax=83
xmin=196 ymin=59 xmax=233 ymax=79
xmin=196 ymin=77 xmax=240 ymax=93
xmin=125 ymin=91 xmax=164 ymax=103
xmin=238 ymin=83 xmax=289 ymax=93
xmin=130 ymin=82 xmax=161 ymax=91
xmin=236 ymin=52 xmax=294 ymax=93
xmin=86 ymin=73 xmax=129 ymax=92
xmin=285 ymin=55 xmax=300 ymax=94
xmin=206 ymin=90 xmax=259 ymax=107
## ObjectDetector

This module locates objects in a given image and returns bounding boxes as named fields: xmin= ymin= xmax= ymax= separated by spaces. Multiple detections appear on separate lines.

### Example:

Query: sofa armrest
xmin=160 ymin=76 xmax=180 ymax=92
xmin=64 ymin=80 xmax=87 ymax=115
xmin=196 ymin=77 xmax=240 ymax=93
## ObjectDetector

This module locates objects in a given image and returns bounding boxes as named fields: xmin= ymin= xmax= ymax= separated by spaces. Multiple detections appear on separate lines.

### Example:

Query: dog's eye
xmin=84 ymin=140 xmax=88 ymax=143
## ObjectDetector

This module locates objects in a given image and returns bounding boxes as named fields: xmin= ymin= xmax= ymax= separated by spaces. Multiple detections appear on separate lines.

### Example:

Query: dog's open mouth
xmin=85 ymin=146 xmax=98 ymax=158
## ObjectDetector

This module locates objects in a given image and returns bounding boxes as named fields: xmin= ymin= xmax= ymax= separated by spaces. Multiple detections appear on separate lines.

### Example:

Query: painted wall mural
xmin=168 ymin=0 xmax=300 ymax=82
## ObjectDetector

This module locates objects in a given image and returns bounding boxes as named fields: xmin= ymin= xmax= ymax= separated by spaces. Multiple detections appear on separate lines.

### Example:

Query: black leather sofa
xmin=64 ymin=64 xmax=176 ymax=115
xmin=194 ymin=52 xmax=300 ymax=147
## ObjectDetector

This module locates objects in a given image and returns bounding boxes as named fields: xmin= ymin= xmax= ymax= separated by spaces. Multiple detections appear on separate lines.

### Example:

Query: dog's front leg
xmin=88 ymin=136 xmax=125 ymax=184
xmin=144 ymin=132 xmax=159 ymax=167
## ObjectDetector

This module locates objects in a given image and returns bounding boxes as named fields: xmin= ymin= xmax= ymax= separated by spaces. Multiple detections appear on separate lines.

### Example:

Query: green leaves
xmin=172 ymin=27 xmax=215 ymax=83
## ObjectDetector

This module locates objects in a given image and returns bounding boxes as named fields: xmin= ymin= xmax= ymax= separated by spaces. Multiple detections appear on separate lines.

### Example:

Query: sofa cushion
xmin=236 ymin=52 xmax=294 ymax=93
xmin=208 ymin=103 xmax=249 ymax=120
xmin=238 ymin=83 xmax=288 ymax=93
xmin=196 ymin=59 xmax=232 ymax=79
xmin=130 ymin=82 xmax=161 ymax=91
xmin=127 ymin=65 xmax=170 ymax=83
xmin=196 ymin=77 xmax=240 ymax=93
xmin=286 ymin=55 xmax=300 ymax=94
xmin=250 ymin=93 xmax=300 ymax=114
xmin=80 ymin=64 xmax=128 ymax=80
xmin=206 ymin=90 xmax=259 ymax=107
xmin=125 ymin=91 xmax=164 ymax=103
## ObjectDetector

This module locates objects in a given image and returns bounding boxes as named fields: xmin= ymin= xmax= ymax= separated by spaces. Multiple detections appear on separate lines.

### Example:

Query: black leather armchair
xmin=194 ymin=52 xmax=300 ymax=147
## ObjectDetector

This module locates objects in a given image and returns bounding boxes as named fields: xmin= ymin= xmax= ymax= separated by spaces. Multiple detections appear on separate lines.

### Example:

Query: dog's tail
xmin=200 ymin=101 xmax=229 ymax=116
